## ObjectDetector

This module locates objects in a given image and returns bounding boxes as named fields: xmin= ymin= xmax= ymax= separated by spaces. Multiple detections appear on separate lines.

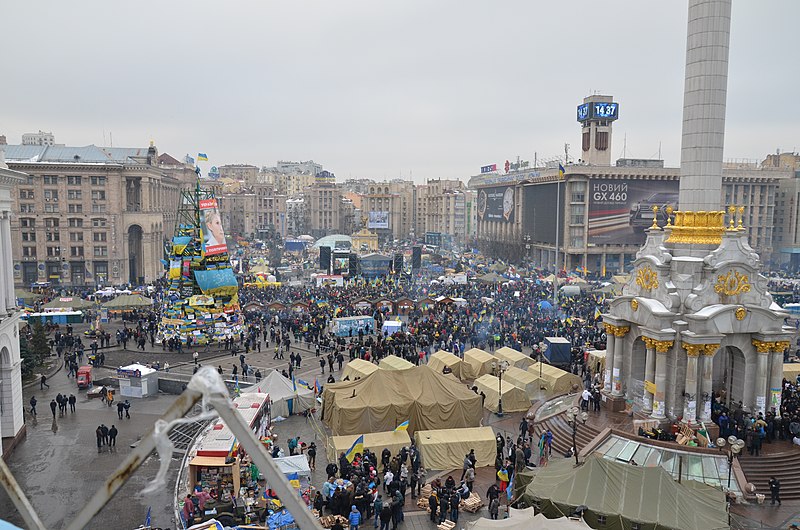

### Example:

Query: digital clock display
xmin=593 ymin=102 xmax=619 ymax=120
xmin=577 ymin=103 xmax=589 ymax=121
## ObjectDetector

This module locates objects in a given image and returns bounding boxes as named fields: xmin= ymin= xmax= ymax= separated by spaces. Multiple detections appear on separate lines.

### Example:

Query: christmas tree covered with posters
xmin=158 ymin=179 xmax=243 ymax=345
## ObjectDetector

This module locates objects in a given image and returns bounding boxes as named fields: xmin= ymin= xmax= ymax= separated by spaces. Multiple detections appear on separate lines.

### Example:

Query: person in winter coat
xmin=348 ymin=505 xmax=362 ymax=530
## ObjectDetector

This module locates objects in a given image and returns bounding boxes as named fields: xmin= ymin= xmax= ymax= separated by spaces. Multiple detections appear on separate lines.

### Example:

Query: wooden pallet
xmin=437 ymin=521 xmax=456 ymax=530
xmin=459 ymin=492 xmax=484 ymax=513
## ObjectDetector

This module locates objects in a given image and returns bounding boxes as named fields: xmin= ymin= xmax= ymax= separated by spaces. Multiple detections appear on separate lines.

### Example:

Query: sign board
xmin=477 ymin=186 xmax=515 ymax=223
xmin=368 ymin=211 xmax=389 ymax=229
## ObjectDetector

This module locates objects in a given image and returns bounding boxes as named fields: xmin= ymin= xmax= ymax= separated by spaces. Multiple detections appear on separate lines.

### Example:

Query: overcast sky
xmin=1 ymin=1 xmax=797 ymax=181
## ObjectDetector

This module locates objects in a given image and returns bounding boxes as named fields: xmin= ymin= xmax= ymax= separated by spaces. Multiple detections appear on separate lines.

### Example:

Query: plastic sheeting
xmin=379 ymin=355 xmax=415 ymax=371
xmin=527 ymin=363 xmax=582 ymax=395
xmin=272 ymin=454 xmax=312 ymax=478
xmin=473 ymin=374 xmax=531 ymax=413
xmin=322 ymin=366 xmax=482 ymax=435
xmin=327 ymin=430 xmax=412 ymax=462
xmin=414 ymin=427 xmax=495 ymax=471
xmin=342 ymin=359 xmax=379 ymax=380
xmin=194 ymin=268 xmax=238 ymax=296
xmin=462 ymin=348 xmax=495 ymax=380
xmin=427 ymin=350 xmax=465 ymax=380
xmin=495 ymin=347 xmax=534 ymax=369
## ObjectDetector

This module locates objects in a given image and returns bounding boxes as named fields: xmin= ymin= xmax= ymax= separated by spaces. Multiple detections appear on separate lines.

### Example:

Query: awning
xmin=190 ymin=456 xmax=232 ymax=467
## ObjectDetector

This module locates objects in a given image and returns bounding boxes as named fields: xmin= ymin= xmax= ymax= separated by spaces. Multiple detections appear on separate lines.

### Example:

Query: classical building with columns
xmin=601 ymin=0 xmax=795 ymax=424
xmin=0 ymin=147 xmax=27 ymax=454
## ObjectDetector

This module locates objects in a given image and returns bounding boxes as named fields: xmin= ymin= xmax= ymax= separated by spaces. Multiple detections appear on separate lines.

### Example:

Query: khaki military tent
xmin=463 ymin=348 xmax=495 ymax=380
xmin=467 ymin=510 xmax=592 ymax=530
xmin=379 ymin=355 xmax=415 ymax=371
xmin=414 ymin=427 xmax=495 ymax=471
xmin=495 ymin=347 xmax=534 ymax=369
xmin=327 ymin=430 xmax=412 ymax=462
xmin=784 ymin=363 xmax=800 ymax=382
xmin=473 ymin=374 xmax=531 ymax=413
xmin=321 ymin=365 xmax=482 ymax=435
xmin=502 ymin=366 xmax=542 ymax=399
xmin=588 ymin=350 xmax=606 ymax=376
xmin=427 ymin=350 xmax=465 ymax=379
xmin=518 ymin=455 xmax=728 ymax=530
xmin=342 ymin=359 xmax=379 ymax=380
xmin=528 ymin=363 xmax=582 ymax=395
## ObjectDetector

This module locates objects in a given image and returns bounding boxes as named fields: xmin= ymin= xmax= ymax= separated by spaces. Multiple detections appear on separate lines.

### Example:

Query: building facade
xmin=361 ymin=180 xmax=416 ymax=243
xmin=0 ymin=148 xmax=26 ymax=454
xmin=21 ymin=130 xmax=57 ymax=146
xmin=5 ymin=143 xmax=193 ymax=288
xmin=219 ymin=164 xmax=259 ymax=182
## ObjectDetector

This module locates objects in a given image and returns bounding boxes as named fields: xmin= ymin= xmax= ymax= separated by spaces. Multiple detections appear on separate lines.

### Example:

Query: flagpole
xmin=554 ymin=174 xmax=560 ymax=313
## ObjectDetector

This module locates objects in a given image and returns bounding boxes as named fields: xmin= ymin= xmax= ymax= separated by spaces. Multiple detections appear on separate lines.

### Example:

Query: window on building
xmin=44 ymin=189 xmax=58 ymax=200
xmin=91 ymin=190 xmax=106 ymax=201
xmin=19 ymin=189 xmax=34 ymax=199
xmin=92 ymin=232 xmax=107 ymax=242
xmin=91 ymin=204 xmax=107 ymax=213
xmin=582 ymin=131 xmax=590 ymax=152
xmin=47 ymin=246 xmax=61 ymax=257
xmin=19 ymin=204 xmax=35 ymax=213
xmin=90 ymin=176 xmax=107 ymax=186
xmin=19 ymin=218 xmax=35 ymax=228
xmin=46 ymin=232 xmax=60 ymax=242
xmin=595 ymin=131 xmax=609 ymax=150
xmin=93 ymin=246 xmax=108 ymax=257
xmin=43 ymin=175 xmax=59 ymax=185
xmin=91 ymin=218 xmax=107 ymax=227
xmin=68 ymin=218 xmax=83 ymax=228
xmin=22 ymin=246 xmax=36 ymax=257
xmin=70 ymin=232 xmax=84 ymax=242
xmin=67 ymin=176 xmax=81 ymax=186
xmin=68 ymin=204 xmax=83 ymax=213
xmin=44 ymin=203 xmax=59 ymax=213
xmin=22 ymin=232 xmax=36 ymax=242
xmin=45 ymin=218 xmax=59 ymax=228
xmin=67 ymin=190 xmax=82 ymax=200
xmin=70 ymin=246 xmax=84 ymax=257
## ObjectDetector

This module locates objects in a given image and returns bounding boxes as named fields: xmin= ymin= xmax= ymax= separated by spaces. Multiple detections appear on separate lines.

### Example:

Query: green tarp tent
xmin=102 ymin=294 xmax=153 ymax=309
xmin=43 ymin=297 xmax=93 ymax=310
xmin=516 ymin=455 xmax=728 ymax=530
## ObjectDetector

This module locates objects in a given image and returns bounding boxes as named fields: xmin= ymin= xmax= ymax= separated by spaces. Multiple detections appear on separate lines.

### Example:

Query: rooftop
xmin=2 ymin=144 xmax=153 ymax=165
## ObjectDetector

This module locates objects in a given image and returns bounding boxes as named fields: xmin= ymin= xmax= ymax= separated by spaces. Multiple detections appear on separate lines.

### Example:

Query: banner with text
xmin=368 ymin=211 xmax=389 ymax=229
xmin=199 ymin=198 xmax=228 ymax=256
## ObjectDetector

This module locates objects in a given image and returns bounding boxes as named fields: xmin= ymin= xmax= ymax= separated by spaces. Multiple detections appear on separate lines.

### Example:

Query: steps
xmin=168 ymin=418 xmax=210 ymax=454
xmin=532 ymin=413 xmax=602 ymax=456
xmin=739 ymin=448 xmax=800 ymax=499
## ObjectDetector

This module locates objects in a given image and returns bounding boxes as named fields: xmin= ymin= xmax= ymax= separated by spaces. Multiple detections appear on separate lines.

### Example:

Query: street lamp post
xmin=492 ymin=360 xmax=509 ymax=416
xmin=565 ymin=406 xmax=588 ymax=466
xmin=716 ymin=435 xmax=745 ymax=489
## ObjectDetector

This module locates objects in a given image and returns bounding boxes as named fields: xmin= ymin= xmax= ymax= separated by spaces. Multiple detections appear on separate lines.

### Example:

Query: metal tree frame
xmin=0 ymin=370 xmax=323 ymax=530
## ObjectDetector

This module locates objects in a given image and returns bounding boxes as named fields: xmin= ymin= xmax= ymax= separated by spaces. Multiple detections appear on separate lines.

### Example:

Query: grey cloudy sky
xmin=1 ymin=1 xmax=797 ymax=181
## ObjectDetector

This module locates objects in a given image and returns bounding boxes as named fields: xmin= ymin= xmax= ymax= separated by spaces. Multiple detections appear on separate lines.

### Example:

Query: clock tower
xmin=577 ymin=94 xmax=619 ymax=166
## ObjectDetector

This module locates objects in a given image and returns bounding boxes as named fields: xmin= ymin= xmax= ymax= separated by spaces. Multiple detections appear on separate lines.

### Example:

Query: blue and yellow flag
xmin=558 ymin=163 xmax=565 ymax=179
xmin=394 ymin=420 xmax=409 ymax=432
xmin=287 ymin=472 xmax=301 ymax=489
xmin=344 ymin=435 xmax=364 ymax=463
xmin=197 ymin=153 xmax=209 ymax=161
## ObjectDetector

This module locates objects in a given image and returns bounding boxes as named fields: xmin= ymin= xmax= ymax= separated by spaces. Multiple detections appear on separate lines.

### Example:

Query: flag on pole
xmin=558 ymin=163 xmax=565 ymax=179
xmin=507 ymin=471 xmax=514 ymax=501
xmin=287 ymin=472 xmax=301 ymax=489
xmin=394 ymin=420 xmax=409 ymax=432
xmin=197 ymin=153 xmax=209 ymax=161
xmin=344 ymin=435 xmax=364 ymax=463
xmin=144 ymin=506 xmax=152 ymax=527
xmin=234 ymin=375 xmax=240 ymax=397
xmin=594 ymin=307 xmax=602 ymax=320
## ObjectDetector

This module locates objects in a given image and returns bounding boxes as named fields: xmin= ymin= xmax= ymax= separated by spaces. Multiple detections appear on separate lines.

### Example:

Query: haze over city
xmin=2 ymin=0 xmax=798 ymax=180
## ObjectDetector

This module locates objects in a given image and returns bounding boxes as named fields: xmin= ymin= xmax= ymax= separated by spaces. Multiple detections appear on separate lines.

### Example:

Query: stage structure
xmin=158 ymin=180 xmax=243 ymax=345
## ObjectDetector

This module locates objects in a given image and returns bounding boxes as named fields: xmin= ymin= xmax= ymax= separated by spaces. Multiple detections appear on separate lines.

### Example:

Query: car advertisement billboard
xmin=368 ymin=211 xmax=390 ymax=229
xmin=477 ymin=186 xmax=515 ymax=223
xmin=199 ymin=198 xmax=228 ymax=256
xmin=588 ymin=179 xmax=679 ymax=245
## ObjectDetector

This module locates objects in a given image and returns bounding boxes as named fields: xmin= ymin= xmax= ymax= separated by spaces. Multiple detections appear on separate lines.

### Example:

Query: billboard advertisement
xmin=368 ymin=211 xmax=389 ymax=229
xmin=588 ymin=179 xmax=679 ymax=245
xmin=199 ymin=198 xmax=228 ymax=256
xmin=477 ymin=186 xmax=515 ymax=223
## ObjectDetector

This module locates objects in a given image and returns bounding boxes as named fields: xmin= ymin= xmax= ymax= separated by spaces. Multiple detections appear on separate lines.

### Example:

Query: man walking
xmin=40 ymin=374 xmax=49 ymax=390
xmin=29 ymin=396 xmax=37 ymax=416
xmin=109 ymin=425 xmax=118 ymax=449
xmin=769 ymin=476 xmax=781 ymax=505
xmin=49 ymin=399 xmax=57 ymax=418
xmin=68 ymin=394 xmax=76 ymax=413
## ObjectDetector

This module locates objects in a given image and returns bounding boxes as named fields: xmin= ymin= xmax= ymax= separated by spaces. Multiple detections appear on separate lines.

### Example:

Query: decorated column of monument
xmin=601 ymin=0 xmax=794 ymax=424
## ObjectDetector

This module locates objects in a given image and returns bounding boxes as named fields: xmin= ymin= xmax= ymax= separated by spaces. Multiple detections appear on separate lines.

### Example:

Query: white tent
xmin=272 ymin=454 xmax=312 ymax=478
xmin=245 ymin=370 xmax=314 ymax=417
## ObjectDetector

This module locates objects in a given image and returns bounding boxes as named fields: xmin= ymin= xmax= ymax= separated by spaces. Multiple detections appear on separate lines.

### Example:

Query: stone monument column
xmin=700 ymin=344 xmax=719 ymax=422
xmin=611 ymin=326 xmax=629 ymax=397
xmin=642 ymin=338 xmax=656 ymax=414
xmin=769 ymin=343 xmax=788 ymax=414
xmin=752 ymin=339 xmax=771 ymax=416
xmin=651 ymin=340 xmax=673 ymax=420
xmin=603 ymin=324 xmax=616 ymax=393
xmin=0 ymin=211 xmax=11 ymax=313
xmin=682 ymin=343 xmax=703 ymax=423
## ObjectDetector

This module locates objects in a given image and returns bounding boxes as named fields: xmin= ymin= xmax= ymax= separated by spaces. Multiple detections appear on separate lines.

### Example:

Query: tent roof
xmin=379 ymin=355 xmax=415 ymax=371
xmin=427 ymin=350 xmax=465 ymax=380
xmin=322 ymin=365 xmax=482 ymax=435
xmin=44 ymin=297 xmax=93 ymax=309
xmin=342 ymin=359 xmax=379 ymax=380
xmin=477 ymin=272 xmax=504 ymax=283
xmin=467 ymin=509 xmax=592 ymax=530
xmin=473 ymin=374 xmax=531 ymax=413
xmin=102 ymin=293 xmax=153 ymax=309
xmin=784 ymin=363 xmax=800 ymax=381
xmin=328 ymin=430 xmax=412 ymax=462
xmin=521 ymin=455 xmax=728 ymax=530
xmin=528 ymin=363 xmax=583 ymax=394
xmin=462 ymin=348 xmax=495 ymax=380
xmin=245 ymin=370 xmax=314 ymax=403
xmin=272 ymin=454 xmax=311 ymax=477
xmin=495 ymin=347 xmax=534 ymax=369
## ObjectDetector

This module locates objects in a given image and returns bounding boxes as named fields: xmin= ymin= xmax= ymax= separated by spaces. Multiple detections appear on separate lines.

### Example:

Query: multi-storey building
xmin=0 ymin=148 xmax=26 ymax=455
xmin=286 ymin=198 xmax=308 ymax=236
xmin=305 ymin=178 xmax=342 ymax=238
xmin=416 ymin=179 xmax=465 ymax=245
xmin=219 ymin=164 xmax=259 ymax=182
xmin=253 ymin=184 xmax=288 ymax=239
xmin=21 ymin=130 xmax=57 ymax=147
xmin=361 ymin=180 xmax=415 ymax=243
xmin=5 ymin=142 xmax=193 ymax=287
xmin=218 ymin=192 xmax=257 ymax=241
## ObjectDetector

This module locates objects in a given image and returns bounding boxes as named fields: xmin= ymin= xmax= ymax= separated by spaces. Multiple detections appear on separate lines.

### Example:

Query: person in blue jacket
xmin=348 ymin=504 xmax=362 ymax=530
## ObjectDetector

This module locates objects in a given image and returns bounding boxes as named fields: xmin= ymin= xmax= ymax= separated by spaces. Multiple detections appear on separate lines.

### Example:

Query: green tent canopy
xmin=102 ymin=294 xmax=154 ymax=309
xmin=516 ymin=455 xmax=728 ymax=530
xmin=43 ymin=297 xmax=93 ymax=310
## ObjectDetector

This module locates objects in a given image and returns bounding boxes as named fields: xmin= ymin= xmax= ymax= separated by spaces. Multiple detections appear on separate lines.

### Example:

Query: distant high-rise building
xmin=21 ymin=130 xmax=56 ymax=146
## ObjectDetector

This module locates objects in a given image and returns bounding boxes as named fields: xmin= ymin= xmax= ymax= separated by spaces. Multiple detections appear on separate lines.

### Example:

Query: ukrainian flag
xmin=287 ymin=472 xmax=301 ymax=489
xmin=197 ymin=153 xmax=209 ymax=161
xmin=394 ymin=420 xmax=409 ymax=432
xmin=558 ymin=163 xmax=565 ymax=179
xmin=344 ymin=435 xmax=364 ymax=463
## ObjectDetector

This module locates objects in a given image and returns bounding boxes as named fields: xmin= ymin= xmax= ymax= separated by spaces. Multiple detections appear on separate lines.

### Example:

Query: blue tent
xmin=537 ymin=300 xmax=553 ymax=310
